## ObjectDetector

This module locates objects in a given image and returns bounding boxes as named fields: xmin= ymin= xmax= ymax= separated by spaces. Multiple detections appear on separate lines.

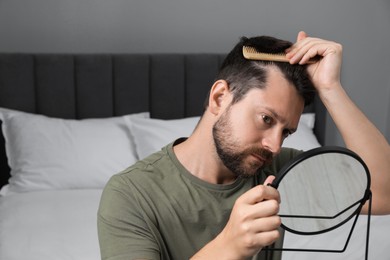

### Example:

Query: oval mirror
xmin=272 ymin=146 xmax=371 ymax=235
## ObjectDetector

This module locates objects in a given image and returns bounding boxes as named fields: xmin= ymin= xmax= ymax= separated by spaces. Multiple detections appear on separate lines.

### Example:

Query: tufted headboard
xmin=0 ymin=53 xmax=326 ymax=188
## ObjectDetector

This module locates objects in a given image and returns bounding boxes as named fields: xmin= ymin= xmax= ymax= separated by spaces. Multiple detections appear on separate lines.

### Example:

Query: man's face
xmin=212 ymin=67 xmax=304 ymax=178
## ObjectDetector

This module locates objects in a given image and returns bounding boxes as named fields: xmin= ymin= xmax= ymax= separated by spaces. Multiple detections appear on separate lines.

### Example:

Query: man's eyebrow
xmin=263 ymin=106 xmax=285 ymax=122
xmin=263 ymin=106 xmax=297 ymax=132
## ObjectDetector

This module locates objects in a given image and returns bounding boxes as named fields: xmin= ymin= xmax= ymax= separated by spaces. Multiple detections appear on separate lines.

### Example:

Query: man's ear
xmin=208 ymin=80 xmax=231 ymax=115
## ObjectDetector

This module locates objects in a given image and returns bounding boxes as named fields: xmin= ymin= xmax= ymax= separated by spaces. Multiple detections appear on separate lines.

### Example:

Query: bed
xmin=0 ymin=53 xmax=388 ymax=260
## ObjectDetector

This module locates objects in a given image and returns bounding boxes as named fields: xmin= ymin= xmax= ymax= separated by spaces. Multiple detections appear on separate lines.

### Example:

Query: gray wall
xmin=1 ymin=0 xmax=389 ymax=145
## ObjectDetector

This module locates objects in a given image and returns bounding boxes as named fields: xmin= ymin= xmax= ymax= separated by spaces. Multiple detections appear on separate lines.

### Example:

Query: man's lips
xmin=251 ymin=152 xmax=272 ymax=165
xmin=251 ymin=153 xmax=266 ymax=164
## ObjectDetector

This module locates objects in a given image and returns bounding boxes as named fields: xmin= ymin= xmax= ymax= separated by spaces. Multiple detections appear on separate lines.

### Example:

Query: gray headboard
xmin=0 ymin=53 xmax=326 ymax=188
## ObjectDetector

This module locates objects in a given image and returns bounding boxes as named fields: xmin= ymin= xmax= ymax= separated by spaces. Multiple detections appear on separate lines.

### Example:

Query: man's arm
xmin=287 ymin=31 xmax=390 ymax=214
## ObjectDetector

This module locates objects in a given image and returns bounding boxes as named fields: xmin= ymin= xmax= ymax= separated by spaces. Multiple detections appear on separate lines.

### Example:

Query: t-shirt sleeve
xmin=97 ymin=174 xmax=160 ymax=260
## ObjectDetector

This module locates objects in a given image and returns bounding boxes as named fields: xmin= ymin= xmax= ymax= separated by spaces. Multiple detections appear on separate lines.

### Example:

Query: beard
xmin=212 ymin=107 xmax=273 ymax=178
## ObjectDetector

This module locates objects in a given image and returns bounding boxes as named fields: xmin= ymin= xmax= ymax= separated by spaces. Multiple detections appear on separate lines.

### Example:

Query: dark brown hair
xmin=207 ymin=36 xmax=316 ymax=107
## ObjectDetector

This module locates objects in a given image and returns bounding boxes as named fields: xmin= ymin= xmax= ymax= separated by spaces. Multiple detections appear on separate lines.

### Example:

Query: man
xmin=97 ymin=31 xmax=390 ymax=260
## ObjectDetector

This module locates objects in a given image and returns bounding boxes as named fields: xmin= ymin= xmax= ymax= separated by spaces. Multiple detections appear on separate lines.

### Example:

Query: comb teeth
xmin=243 ymin=46 xmax=289 ymax=62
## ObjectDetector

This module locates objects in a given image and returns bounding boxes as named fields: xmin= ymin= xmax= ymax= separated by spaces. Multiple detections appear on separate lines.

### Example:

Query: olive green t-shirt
xmin=97 ymin=140 xmax=301 ymax=260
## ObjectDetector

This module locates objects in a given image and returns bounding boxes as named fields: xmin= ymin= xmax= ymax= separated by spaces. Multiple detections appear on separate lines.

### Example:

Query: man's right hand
xmin=191 ymin=176 xmax=281 ymax=259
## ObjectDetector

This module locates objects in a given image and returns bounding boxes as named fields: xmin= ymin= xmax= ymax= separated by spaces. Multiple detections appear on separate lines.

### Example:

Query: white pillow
xmin=0 ymin=108 xmax=149 ymax=195
xmin=282 ymin=113 xmax=321 ymax=151
xmin=127 ymin=116 xmax=200 ymax=159
xmin=128 ymin=113 xmax=320 ymax=161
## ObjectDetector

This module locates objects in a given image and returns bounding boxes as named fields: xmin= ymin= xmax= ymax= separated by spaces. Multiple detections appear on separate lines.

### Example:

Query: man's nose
xmin=261 ymin=131 xmax=283 ymax=155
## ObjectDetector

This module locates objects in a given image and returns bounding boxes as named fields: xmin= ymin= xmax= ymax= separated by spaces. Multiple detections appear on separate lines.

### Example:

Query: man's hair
xmin=206 ymin=35 xmax=316 ymax=108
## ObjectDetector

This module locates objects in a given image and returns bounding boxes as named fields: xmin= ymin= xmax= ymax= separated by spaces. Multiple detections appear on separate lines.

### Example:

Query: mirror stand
xmin=265 ymin=190 xmax=371 ymax=259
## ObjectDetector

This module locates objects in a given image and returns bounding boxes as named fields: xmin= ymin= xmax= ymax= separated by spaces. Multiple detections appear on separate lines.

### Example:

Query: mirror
xmin=267 ymin=146 xmax=372 ymax=258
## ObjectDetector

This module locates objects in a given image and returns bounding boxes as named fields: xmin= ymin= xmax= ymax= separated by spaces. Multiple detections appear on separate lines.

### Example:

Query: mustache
xmin=246 ymin=147 xmax=274 ymax=163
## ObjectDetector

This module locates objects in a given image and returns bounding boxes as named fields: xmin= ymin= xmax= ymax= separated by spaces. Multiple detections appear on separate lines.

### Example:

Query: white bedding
xmin=1 ymin=189 xmax=389 ymax=260
xmin=0 ymin=189 xmax=102 ymax=260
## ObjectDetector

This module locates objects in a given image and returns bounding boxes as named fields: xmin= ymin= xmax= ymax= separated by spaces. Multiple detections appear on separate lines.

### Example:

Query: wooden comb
xmin=243 ymin=46 xmax=318 ymax=64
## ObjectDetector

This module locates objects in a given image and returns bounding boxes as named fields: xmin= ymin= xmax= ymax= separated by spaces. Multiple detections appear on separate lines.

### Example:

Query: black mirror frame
xmin=265 ymin=146 xmax=372 ymax=259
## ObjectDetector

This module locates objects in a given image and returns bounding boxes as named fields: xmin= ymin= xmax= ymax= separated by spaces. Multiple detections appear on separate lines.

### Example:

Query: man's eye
xmin=262 ymin=115 xmax=273 ymax=124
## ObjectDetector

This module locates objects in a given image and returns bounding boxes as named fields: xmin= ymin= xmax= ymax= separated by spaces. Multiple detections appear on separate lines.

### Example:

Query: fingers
xmin=285 ymin=30 xmax=307 ymax=54
xmin=286 ymin=37 xmax=323 ymax=64
xmin=240 ymin=220 xmax=281 ymax=250
xmin=286 ymin=32 xmax=341 ymax=65
xmin=251 ymin=199 xmax=280 ymax=219
xmin=252 ymin=214 xmax=281 ymax=232
xmin=296 ymin=30 xmax=307 ymax=42
xmin=234 ymin=199 xmax=281 ymax=250
xmin=220 ymin=183 xmax=281 ymax=257
xmin=254 ymin=229 xmax=281 ymax=247
xmin=263 ymin=175 xmax=275 ymax=186
xmin=235 ymin=183 xmax=280 ymax=221
xmin=238 ymin=181 xmax=280 ymax=205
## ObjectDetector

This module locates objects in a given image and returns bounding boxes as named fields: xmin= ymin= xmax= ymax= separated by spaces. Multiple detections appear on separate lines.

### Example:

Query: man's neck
xmin=173 ymin=133 xmax=237 ymax=185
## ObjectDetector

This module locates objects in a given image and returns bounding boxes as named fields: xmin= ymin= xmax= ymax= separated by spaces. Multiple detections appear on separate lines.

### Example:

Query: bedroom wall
xmin=0 ymin=0 xmax=389 ymax=145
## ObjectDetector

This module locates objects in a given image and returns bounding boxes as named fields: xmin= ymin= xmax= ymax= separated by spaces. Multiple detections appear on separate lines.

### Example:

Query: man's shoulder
xmin=106 ymin=146 xmax=179 ymax=192
xmin=116 ymin=149 xmax=171 ymax=179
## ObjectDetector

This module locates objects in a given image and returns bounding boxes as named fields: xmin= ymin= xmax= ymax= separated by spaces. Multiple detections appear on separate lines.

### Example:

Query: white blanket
xmin=1 ymin=189 xmax=389 ymax=260
xmin=0 ymin=190 xmax=102 ymax=260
